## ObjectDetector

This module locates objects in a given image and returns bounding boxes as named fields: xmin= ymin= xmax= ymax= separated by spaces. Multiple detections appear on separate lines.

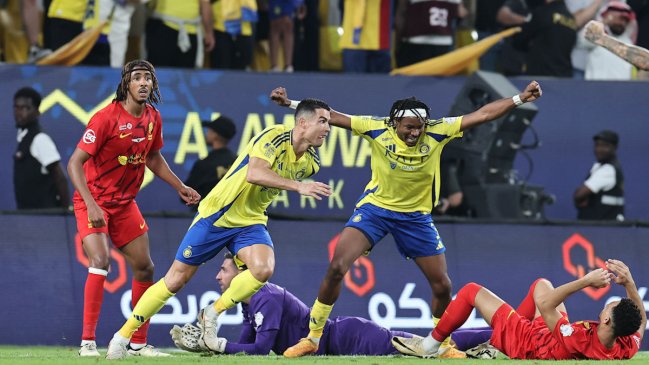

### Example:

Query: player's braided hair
xmin=386 ymin=97 xmax=431 ymax=128
xmin=295 ymin=98 xmax=331 ymax=119
xmin=611 ymin=298 xmax=642 ymax=337
xmin=114 ymin=60 xmax=161 ymax=105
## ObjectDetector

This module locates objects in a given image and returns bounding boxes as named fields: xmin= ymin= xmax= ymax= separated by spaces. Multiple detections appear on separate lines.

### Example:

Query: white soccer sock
xmin=422 ymin=332 xmax=442 ymax=353
xmin=129 ymin=343 xmax=146 ymax=350
xmin=80 ymin=340 xmax=95 ymax=346
xmin=112 ymin=332 xmax=130 ymax=345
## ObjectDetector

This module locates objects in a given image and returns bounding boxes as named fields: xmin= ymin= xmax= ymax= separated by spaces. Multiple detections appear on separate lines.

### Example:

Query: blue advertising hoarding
xmin=1 ymin=65 xmax=649 ymax=220
xmin=0 ymin=213 xmax=647 ymax=350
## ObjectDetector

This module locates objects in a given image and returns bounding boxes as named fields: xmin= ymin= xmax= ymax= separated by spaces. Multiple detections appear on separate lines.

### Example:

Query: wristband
xmin=512 ymin=94 xmax=524 ymax=106
xmin=289 ymin=100 xmax=299 ymax=109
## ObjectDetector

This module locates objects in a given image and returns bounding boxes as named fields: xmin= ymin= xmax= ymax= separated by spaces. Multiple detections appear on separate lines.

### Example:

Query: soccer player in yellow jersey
xmin=271 ymin=80 xmax=543 ymax=358
xmin=105 ymin=98 xmax=333 ymax=359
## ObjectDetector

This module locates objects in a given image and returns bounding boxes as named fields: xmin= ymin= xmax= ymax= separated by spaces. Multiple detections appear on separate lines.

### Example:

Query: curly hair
xmin=387 ymin=97 xmax=431 ymax=128
xmin=114 ymin=60 xmax=162 ymax=105
xmin=611 ymin=298 xmax=642 ymax=337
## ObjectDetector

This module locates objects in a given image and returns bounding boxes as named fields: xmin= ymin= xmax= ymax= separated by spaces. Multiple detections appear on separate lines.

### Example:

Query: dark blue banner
xmin=1 ymin=65 xmax=648 ymax=220
xmin=0 ymin=214 xmax=647 ymax=349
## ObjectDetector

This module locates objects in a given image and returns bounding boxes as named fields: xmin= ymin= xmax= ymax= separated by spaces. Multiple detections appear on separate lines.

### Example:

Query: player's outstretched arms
xmin=585 ymin=20 xmax=649 ymax=71
xmin=460 ymin=80 xmax=542 ymax=132
xmin=247 ymin=157 xmax=332 ymax=199
xmin=537 ymin=268 xmax=611 ymax=332
xmin=607 ymin=259 xmax=647 ymax=338
xmin=269 ymin=87 xmax=353 ymax=130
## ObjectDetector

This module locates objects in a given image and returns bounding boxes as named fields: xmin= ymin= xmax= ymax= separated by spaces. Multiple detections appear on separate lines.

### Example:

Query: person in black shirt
xmin=13 ymin=87 xmax=69 ymax=210
xmin=184 ymin=116 xmax=238 ymax=210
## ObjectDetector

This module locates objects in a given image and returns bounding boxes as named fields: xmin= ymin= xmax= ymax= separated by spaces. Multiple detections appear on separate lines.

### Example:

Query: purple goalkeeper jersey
xmin=223 ymin=283 xmax=412 ymax=355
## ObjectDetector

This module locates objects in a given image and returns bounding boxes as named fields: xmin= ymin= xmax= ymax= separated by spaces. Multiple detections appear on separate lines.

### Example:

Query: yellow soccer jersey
xmin=197 ymin=125 xmax=321 ymax=228
xmin=351 ymin=115 xmax=463 ymax=213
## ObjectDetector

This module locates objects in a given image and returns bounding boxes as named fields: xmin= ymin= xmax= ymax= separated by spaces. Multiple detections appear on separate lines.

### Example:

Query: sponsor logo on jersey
xmin=83 ymin=129 xmax=96 ymax=144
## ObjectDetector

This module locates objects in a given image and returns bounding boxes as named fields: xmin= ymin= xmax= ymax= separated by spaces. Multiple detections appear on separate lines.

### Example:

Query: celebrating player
xmin=271 ymin=81 xmax=543 ymax=358
xmin=393 ymin=259 xmax=645 ymax=359
xmin=67 ymin=60 xmax=200 ymax=357
xmin=105 ymin=98 xmax=333 ymax=359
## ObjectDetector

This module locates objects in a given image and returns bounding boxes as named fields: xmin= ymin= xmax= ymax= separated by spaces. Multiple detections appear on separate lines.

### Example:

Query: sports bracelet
xmin=512 ymin=94 xmax=524 ymax=106
xmin=288 ymin=100 xmax=299 ymax=109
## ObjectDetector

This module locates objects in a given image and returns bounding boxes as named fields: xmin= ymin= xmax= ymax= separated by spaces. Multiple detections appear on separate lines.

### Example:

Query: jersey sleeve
xmin=77 ymin=111 xmax=111 ymax=156
xmin=431 ymin=116 xmax=464 ymax=145
xmin=149 ymin=110 xmax=164 ymax=152
xmin=249 ymin=127 xmax=284 ymax=165
xmin=551 ymin=318 xmax=591 ymax=355
xmin=350 ymin=115 xmax=388 ymax=137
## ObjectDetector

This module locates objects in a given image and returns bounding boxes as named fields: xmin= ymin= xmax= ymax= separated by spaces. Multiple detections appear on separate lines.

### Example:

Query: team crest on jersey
xmin=390 ymin=162 xmax=397 ymax=170
xmin=560 ymin=324 xmax=574 ymax=337
xmin=147 ymin=121 xmax=154 ymax=140
xmin=352 ymin=214 xmax=362 ymax=223
xmin=83 ymin=129 xmax=96 ymax=144
xmin=295 ymin=168 xmax=306 ymax=180
xmin=254 ymin=312 xmax=264 ymax=331
xmin=263 ymin=143 xmax=276 ymax=158
xmin=118 ymin=156 xmax=128 ymax=166
xmin=182 ymin=246 xmax=193 ymax=258
xmin=419 ymin=144 xmax=430 ymax=154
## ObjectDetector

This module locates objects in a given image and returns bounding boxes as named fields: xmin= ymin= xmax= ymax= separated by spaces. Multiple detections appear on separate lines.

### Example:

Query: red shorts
xmin=490 ymin=304 xmax=568 ymax=360
xmin=74 ymin=200 xmax=148 ymax=248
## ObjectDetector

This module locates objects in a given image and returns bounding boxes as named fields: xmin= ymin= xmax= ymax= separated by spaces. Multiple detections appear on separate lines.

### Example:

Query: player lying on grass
xmin=170 ymin=253 xmax=496 ymax=357
xmin=392 ymin=259 xmax=645 ymax=360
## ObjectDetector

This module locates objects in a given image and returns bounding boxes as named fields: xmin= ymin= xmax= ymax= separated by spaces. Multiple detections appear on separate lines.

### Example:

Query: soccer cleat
xmin=197 ymin=306 xmax=220 ymax=352
xmin=466 ymin=342 xmax=499 ymax=359
xmin=283 ymin=338 xmax=319 ymax=357
xmin=438 ymin=345 xmax=467 ymax=359
xmin=391 ymin=336 xmax=438 ymax=358
xmin=127 ymin=344 xmax=171 ymax=357
xmin=106 ymin=337 xmax=129 ymax=360
xmin=78 ymin=342 xmax=100 ymax=357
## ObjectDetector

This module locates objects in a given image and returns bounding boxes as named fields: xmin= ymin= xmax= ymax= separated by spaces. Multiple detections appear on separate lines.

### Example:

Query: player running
xmin=392 ymin=259 xmax=645 ymax=360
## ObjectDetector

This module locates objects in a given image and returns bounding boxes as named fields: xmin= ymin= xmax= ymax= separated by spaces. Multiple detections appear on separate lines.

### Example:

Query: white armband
xmin=289 ymin=100 xmax=299 ymax=110
xmin=512 ymin=94 xmax=524 ymax=106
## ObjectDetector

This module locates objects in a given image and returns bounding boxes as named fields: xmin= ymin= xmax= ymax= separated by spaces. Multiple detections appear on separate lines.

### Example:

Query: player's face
xmin=594 ymin=140 xmax=616 ymax=163
xmin=13 ymin=97 xmax=39 ymax=128
xmin=216 ymin=259 xmax=238 ymax=293
xmin=395 ymin=117 xmax=425 ymax=147
xmin=127 ymin=70 xmax=153 ymax=104
xmin=301 ymin=108 xmax=331 ymax=147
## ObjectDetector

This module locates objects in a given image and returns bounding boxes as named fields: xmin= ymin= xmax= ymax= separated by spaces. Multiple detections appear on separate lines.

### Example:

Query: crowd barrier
xmin=1 ymin=213 xmax=647 ymax=350
xmin=1 ymin=65 xmax=648 ymax=220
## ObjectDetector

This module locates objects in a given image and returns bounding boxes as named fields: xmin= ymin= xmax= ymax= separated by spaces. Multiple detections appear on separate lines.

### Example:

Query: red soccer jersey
xmin=74 ymin=101 xmax=163 ymax=206
xmin=551 ymin=317 xmax=641 ymax=360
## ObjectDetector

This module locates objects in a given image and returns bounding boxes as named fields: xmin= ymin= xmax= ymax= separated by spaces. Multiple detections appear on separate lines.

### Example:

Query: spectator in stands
xmin=183 ymin=116 xmax=238 ymax=211
xmin=582 ymin=2 xmax=637 ymax=80
xmin=339 ymin=0 xmax=392 ymax=73
xmin=13 ymin=87 xmax=69 ymax=210
xmin=394 ymin=0 xmax=467 ymax=68
xmin=210 ymin=0 xmax=257 ymax=70
xmin=47 ymin=0 xmax=84 ymax=52
xmin=21 ymin=0 xmax=52 ymax=63
xmin=393 ymin=259 xmax=645 ymax=360
xmin=566 ymin=0 xmax=609 ymax=78
xmin=628 ymin=0 xmax=649 ymax=77
xmin=585 ymin=18 xmax=649 ymax=69
xmin=268 ymin=0 xmax=304 ymax=72
xmin=146 ymin=0 xmax=215 ymax=68
xmin=474 ymin=0 xmax=507 ymax=71
xmin=511 ymin=0 xmax=577 ymax=77
xmin=574 ymin=130 xmax=624 ymax=221
xmin=495 ymin=0 xmax=530 ymax=75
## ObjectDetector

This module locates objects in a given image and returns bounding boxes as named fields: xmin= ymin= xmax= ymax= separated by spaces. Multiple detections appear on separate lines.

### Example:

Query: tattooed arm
xmin=584 ymin=20 xmax=649 ymax=71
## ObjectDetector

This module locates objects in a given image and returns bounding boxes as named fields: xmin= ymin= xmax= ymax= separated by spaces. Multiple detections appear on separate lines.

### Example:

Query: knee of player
xmin=88 ymin=255 xmax=111 ymax=270
xmin=249 ymin=264 xmax=274 ymax=282
xmin=431 ymin=276 xmax=452 ymax=296
xmin=132 ymin=262 xmax=155 ymax=280
xmin=326 ymin=262 xmax=349 ymax=281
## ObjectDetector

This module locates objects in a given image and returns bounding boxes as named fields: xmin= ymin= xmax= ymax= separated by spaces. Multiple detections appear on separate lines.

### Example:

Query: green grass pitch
xmin=0 ymin=347 xmax=647 ymax=365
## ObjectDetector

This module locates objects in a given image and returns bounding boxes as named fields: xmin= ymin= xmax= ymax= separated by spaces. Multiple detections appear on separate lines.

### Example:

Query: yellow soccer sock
xmin=307 ymin=299 xmax=334 ymax=340
xmin=214 ymin=270 xmax=265 ymax=313
xmin=118 ymin=279 xmax=174 ymax=339
xmin=433 ymin=316 xmax=452 ymax=347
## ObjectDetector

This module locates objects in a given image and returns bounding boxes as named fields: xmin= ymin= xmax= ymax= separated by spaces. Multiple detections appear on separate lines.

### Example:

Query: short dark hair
xmin=295 ymin=98 xmax=330 ymax=119
xmin=611 ymin=298 xmax=642 ymax=337
xmin=387 ymin=97 xmax=430 ymax=127
xmin=14 ymin=87 xmax=42 ymax=109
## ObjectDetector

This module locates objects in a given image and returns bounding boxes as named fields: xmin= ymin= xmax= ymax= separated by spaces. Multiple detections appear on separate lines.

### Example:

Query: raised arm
xmin=536 ymin=268 xmax=612 ymax=332
xmin=247 ymin=157 xmax=332 ymax=200
xmin=607 ymin=259 xmax=647 ymax=338
xmin=269 ymin=87 xmax=352 ymax=130
xmin=460 ymin=80 xmax=542 ymax=132
xmin=146 ymin=150 xmax=200 ymax=205
xmin=585 ymin=20 xmax=649 ymax=70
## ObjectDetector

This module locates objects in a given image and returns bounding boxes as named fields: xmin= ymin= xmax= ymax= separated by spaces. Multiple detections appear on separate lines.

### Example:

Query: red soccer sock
xmin=516 ymin=278 xmax=544 ymax=320
xmin=82 ymin=269 xmax=107 ymax=341
xmin=431 ymin=282 xmax=482 ymax=342
xmin=130 ymin=279 xmax=153 ymax=345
